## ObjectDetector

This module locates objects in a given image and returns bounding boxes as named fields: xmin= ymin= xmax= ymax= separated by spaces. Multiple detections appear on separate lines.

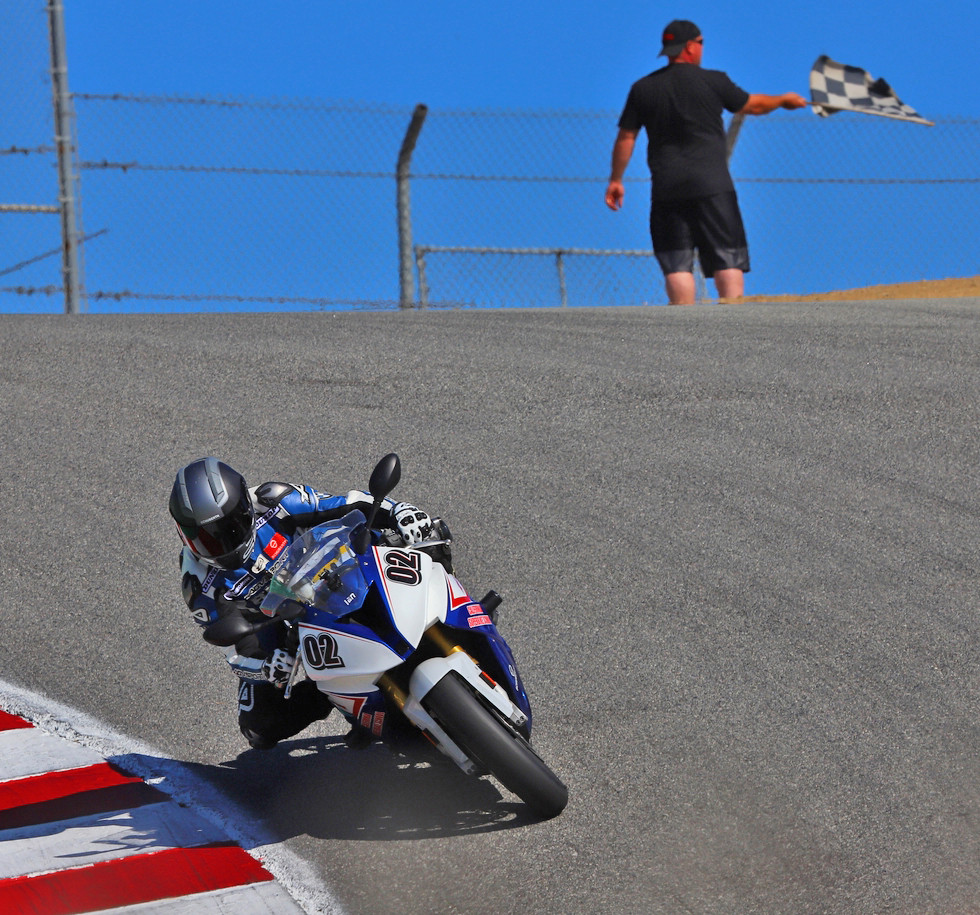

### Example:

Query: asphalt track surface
xmin=2 ymin=300 xmax=980 ymax=914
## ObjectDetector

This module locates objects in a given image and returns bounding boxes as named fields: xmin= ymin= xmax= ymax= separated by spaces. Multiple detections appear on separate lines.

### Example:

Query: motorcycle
xmin=203 ymin=453 xmax=568 ymax=819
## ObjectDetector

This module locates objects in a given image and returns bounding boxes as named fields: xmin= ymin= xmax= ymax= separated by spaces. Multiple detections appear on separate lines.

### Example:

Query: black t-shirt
xmin=618 ymin=63 xmax=749 ymax=201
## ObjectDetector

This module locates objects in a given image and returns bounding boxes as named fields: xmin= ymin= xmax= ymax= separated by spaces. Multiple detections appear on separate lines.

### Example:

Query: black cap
xmin=659 ymin=19 xmax=701 ymax=57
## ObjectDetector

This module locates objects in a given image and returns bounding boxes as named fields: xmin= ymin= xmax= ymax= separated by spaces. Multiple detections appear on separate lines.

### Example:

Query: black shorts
xmin=650 ymin=191 xmax=750 ymax=277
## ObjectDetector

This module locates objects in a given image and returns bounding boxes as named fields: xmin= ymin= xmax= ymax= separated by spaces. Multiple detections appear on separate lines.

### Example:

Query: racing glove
xmin=393 ymin=502 xmax=434 ymax=544
xmin=261 ymin=649 xmax=296 ymax=688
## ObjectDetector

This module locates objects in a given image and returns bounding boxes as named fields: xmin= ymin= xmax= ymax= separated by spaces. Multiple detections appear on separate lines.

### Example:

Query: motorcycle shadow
xmin=171 ymin=735 xmax=539 ymax=841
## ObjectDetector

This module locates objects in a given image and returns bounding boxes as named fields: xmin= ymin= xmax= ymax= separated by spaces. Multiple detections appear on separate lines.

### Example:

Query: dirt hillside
xmin=745 ymin=275 xmax=980 ymax=302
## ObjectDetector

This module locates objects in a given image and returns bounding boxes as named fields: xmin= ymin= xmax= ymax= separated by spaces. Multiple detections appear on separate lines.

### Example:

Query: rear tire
xmin=423 ymin=672 xmax=568 ymax=818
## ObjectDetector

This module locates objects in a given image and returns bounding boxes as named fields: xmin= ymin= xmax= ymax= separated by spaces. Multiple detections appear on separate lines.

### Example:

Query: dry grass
xmin=743 ymin=275 xmax=980 ymax=303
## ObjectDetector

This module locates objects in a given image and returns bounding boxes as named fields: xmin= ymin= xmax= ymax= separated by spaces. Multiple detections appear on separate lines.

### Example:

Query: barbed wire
xmin=73 ymin=92 xmax=414 ymax=115
xmin=77 ymin=160 xmax=394 ymax=179
xmin=0 ymin=285 xmax=61 ymax=297
xmin=0 ymin=204 xmax=59 ymax=213
xmin=72 ymin=92 xmax=625 ymax=121
xmin=75 ymin=158 xmax=980 ymax=185
xmin=85 ymin=288 xmax=398 ymax=308
xmin=0 ymin=283 xmax=399 ymax=309
xmin=69 ymin=94 xmax=980 ymax=128
xmin=71 ymin=94 xmax=980 ymax=127
xmin=1 ymin=145 xmax=56 ymax=156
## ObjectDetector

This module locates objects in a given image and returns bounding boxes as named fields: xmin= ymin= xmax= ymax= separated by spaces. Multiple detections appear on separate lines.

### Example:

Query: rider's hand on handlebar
xmin=393 ymin=503 xmax=434 ymax=545
xmin=261 ymin=649 xmax=295 ymax=688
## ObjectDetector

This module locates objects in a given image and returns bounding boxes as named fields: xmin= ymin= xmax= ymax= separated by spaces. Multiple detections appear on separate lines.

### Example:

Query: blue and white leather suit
xmin=179 ymin=480 xmax=405 ymax=749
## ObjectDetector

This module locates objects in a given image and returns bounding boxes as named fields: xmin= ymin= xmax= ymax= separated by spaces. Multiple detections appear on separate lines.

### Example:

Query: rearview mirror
xmin=201 ymin=601 xmax=305 ymax=647
xmin=354 ymin=452 xmax=402 ymax=554
xmin=202 ymin=611 xmax=255 ymax=647
xmin=369 ymin=452 xmax=401 ymax=500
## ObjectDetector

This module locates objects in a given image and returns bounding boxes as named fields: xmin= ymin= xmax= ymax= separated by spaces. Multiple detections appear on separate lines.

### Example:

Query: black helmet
xmin=169 ymin=458 xmax=255 ymax=569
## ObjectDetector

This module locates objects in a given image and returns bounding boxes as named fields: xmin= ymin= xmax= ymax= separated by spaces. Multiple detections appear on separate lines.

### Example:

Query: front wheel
xmin=423 ymin=672 xmax=568 ymax=819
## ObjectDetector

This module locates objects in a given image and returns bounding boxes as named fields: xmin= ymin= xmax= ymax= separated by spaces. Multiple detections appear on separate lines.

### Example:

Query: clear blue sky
xmin=65 ymin=0 xmax=978 ymax=118
xmin=5 ymin=0 xmax=974 ymax=312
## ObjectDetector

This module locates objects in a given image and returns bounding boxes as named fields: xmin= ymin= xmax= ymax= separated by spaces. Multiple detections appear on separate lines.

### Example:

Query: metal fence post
xmin=47 ymin=0 xmax=82 ymax=314
xmin=725 ymin=111 xmax=746 ymax=161
xmin=414 ymin=245 xmax=431 ymax=309
xmin=556 ymin=249 xmax=568 ymax=307
xmin=396 ymin=104 xmax=428 ymax=309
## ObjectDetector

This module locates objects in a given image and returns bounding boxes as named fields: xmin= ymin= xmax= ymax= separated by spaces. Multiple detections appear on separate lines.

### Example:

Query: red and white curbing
xmin=0 ymin=706 xmax=331 ymax=914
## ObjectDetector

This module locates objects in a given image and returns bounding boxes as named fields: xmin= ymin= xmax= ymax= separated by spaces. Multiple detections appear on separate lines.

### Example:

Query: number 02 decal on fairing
xmin=302 ymin=632 xmax=345 ymax=670
xmin=384 ymin=549 xmax=422 ymax=586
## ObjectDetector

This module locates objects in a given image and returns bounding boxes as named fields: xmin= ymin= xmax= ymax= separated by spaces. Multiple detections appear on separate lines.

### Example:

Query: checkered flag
xmin=810 ymin=56 xmax=933 ymax=125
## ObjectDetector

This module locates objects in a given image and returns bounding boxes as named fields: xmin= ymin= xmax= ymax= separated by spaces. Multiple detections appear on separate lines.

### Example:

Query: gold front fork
xmin=423 ymin=623 xmax=465 ymax=658
xmin=377 ymin=672 xmax=408 ymax=711
xmin=378 ymin=624 xmax=462 ymax=711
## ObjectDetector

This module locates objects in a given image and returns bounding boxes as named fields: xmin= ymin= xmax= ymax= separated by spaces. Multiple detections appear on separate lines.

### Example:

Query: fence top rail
xmin=415 ymin=245 xmax=654 ymax=257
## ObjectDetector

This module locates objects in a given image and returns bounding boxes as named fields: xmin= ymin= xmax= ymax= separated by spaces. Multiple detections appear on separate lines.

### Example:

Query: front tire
xmin=423 ymin=672 xmax=568 ymax=818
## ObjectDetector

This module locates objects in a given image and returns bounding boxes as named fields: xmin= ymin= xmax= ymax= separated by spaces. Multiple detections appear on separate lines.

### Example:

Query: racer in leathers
xmin=168 ymin=457 xmax=452 ymax=751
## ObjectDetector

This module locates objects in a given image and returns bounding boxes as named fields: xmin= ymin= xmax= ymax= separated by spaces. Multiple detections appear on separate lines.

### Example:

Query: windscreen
xmin=260 ymin=510 xmax=369 ymax=621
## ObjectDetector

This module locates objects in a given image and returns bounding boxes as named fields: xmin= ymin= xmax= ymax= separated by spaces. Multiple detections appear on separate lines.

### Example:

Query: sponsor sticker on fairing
xmin=331 ymin=694 xmax=368 ymax=718
xmin=359 ymin=711 xmax=385 ymax=736
xmin=264 ymin=532 xmax=288 ymax=559
xmin=447 ymin=574 xmax=473 ymax=611
xmin=467 ymin=615 xmax=492 ymax=628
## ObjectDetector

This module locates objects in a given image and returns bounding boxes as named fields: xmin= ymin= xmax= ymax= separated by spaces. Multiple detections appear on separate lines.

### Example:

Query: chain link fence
xmin=1 ymin=1 xmax=65 ymax=304
xmin=74 ymin=93 xmax=414 ymax=311
xmin=4 ymin=3 xmax=979 ymax=313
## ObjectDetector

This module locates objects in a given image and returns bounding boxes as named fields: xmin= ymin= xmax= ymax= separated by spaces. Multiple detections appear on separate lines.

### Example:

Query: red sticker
xmin=264 ymin=532 xmax=288 ymax=559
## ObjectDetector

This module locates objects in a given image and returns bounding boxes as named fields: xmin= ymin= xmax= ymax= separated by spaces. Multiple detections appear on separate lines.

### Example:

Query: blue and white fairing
xmin=259 ymin=510 xmax=532 ymax=735
xmin=436 ymin=569 xmax=532 ymax=725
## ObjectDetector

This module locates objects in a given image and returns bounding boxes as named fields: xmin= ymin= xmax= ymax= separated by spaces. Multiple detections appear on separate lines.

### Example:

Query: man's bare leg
xmin=714 ymin=268 xmax=744 ymax=301
xmin=665 ymin=272 xmax=696 ymax=305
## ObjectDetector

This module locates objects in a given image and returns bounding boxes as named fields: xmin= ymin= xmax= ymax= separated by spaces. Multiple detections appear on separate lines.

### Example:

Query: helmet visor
xmin=178 ymin=490 xmax=255 ymax=568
